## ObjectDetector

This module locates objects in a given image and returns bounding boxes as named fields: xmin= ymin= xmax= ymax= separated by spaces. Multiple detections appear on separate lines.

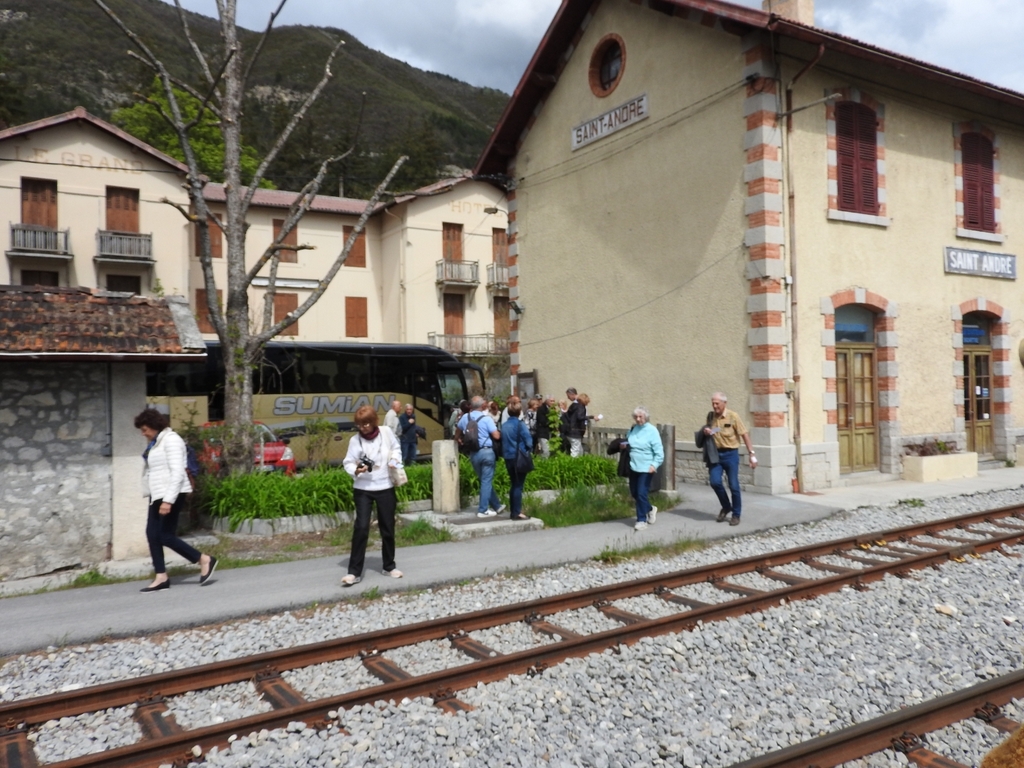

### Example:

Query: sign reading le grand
xmin=571 ymin=94 xmax=649 ymax=151
xmin=945 ymin=246 xmax=1017 ymax=280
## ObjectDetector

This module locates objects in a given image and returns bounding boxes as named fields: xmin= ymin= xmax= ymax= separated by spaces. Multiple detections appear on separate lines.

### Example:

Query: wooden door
xmin=493 ymin=296 xmax=509 ymax=339
xmin=964 ymin=349 xmax=993 ymax=456
xmin=443 ymin=293 xmax=464 ymax=352
xmin=21 ymin=179 xmax=57 ymax=227
xmin=106 ymin=187 xmax=139 ymax=232
xmin=836 ymin=344 xmax=878 ymax=472
xmin=442 ymin=223 xmax=462 ymax=262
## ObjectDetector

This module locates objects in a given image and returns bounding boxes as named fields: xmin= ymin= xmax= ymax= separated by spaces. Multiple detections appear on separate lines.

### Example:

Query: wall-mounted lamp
xmin=484 ymin=206 xmax=505 ymax=215
xmin=510 ymin=300 xmax=525 ymax=316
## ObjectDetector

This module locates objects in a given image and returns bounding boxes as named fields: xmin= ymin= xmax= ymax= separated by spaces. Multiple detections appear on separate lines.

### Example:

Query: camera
xmin=357 ymin=456 xmax=375 ymax=472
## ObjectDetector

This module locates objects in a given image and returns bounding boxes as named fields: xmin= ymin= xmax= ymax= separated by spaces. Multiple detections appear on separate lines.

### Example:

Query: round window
xmin=589 ymin=34 xmax=625 ymax=97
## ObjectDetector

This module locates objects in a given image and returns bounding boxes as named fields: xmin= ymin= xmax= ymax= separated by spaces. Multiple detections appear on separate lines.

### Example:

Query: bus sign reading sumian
xmin=571 ymin=93 xmax=649 ymax=150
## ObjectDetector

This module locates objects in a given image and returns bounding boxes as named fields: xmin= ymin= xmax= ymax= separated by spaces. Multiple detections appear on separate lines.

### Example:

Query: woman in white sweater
xmin=341 ymin=405 xmax=404 ymax=586
xmin=134 ymin=409 xmax=217 ymax=592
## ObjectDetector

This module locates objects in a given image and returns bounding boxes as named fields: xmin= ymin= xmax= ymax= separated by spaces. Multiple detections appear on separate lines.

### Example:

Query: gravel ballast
xmin=3 ymin=488 xmax=1024 ymax=767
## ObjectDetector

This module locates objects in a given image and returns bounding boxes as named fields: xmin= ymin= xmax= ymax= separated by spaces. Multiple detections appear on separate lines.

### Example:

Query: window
xmin=107 ymin=274 xmax=141 ymax=294
xmin=442 ymin=223 xmax=462 ymax=262
xmin=21 ymin=178 xmax=57 ymax=228
xmin=20 ymin=270 xmax=59 ymax=286
xmin=492 ymin=228 xmax=508 ymax=265
xmin=835 ymin=101 xmax=878 ymax=215
xmin=343 ymin=225 xmax=367 ymax=268
xmin=961 ymin=132 xmax=995 ymax=233
xmin=443 ymin=293 xmax=464 ymax=336
xmin=273 ymin=292 xmax=299 ymax=336
xmin=588 ymin=34 xmax=626 ymax=97
xmin=962 ymin=312 xmax=992 ymax=346
xmin=106 ymin=187 xmax=139 ymax=232
xmin=195 ymin=288 xmax=222 ymax=334
xmin=835 ymin=305 xmax=875 ymax=344
xmin=194 ymin=214 xmax=222 ymax=258
xmin=345 ymin=296 xmax=368 ymax=338
xmin=272 ymin=218 xmax=298 ymax=263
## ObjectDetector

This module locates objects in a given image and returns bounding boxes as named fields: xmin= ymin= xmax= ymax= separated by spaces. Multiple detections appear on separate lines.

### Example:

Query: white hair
xmin=633 ymin=406 xmax=650 ymax=422
xmin=711 ymin=391 xmax=728 ymax=402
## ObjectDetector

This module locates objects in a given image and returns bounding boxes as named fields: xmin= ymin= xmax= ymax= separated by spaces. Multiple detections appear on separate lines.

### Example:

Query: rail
xmin=427 ymin=332 xmax=509 ymax=355
xmin=435 ymin=259 xmax=479 ymax=284
xmin=8 ymin=223 xmax=71 ymax=255
xmin=96 ymin=230 xmax=153 ymax=259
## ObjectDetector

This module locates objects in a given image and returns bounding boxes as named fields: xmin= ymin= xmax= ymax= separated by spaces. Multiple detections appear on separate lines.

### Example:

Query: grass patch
xmin=395 ymin=517 xmax=453 ymax=547
xmin=594 ymin=535 xmax=705 ymax=564
xmin=898 ymin=498 xmax=926 ymax=507
xmin=525 ymin=485 xmax=679 ymax=528
xmin=70 ymin=569 xmax=116 ymax=588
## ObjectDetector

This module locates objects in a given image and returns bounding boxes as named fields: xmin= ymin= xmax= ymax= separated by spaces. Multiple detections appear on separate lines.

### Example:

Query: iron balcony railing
xmin=9 ymin=223 xmax=71 ymax=255
xmin=428 ymin=333 xmax=510 ymax=356
xmin=435 ymin=259 xmax=479 ymax=285
xmin=97 ymin=230 xmax=153 ymax=260
xmin=486 ymin=262 xmax=509 ymax=288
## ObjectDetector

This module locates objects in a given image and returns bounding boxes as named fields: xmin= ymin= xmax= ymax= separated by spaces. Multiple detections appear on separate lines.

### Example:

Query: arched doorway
xmin=835 ymin=305 xmax=878 ymax=473
xmin=962 ymin=312 xmax=993 ymax=456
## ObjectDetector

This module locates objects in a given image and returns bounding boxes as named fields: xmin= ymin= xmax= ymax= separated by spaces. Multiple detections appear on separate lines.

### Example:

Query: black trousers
xmin=146 ymin=496 xmax=201 ymax=574
xmin=348 ymin=487 xmax=398 ymax=576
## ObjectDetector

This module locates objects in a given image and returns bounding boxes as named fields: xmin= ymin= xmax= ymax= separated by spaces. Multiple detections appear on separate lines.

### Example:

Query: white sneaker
xmin=494 ymin=504 xmax=508 ymax=515
xmin=634 ymin=521 xmax=648 ymax=531
xmin=477 ymin=509 xmax=498 ymax=518
xmin=648 ymin=506 xmax=658 ymax=525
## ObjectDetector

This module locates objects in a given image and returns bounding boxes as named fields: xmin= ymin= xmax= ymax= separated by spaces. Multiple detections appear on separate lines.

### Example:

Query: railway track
xmin=2 ymin=504 xmax=1022 ymax=768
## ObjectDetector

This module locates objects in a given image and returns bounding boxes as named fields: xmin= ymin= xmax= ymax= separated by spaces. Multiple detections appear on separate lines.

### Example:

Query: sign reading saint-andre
xmin=945 ymin=246 xmax=1017 ymax=280
xmin=571 ymin=94 xmax=649 ymax=151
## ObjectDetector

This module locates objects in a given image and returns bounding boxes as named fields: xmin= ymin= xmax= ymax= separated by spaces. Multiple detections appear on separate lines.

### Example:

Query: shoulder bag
xmin=514 ymin=421 xmax=534 ymax=475
xmin=386 ymin=428 xmax=408 ymax=487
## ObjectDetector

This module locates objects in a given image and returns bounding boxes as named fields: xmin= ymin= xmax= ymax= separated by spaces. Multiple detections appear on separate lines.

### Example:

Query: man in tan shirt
xmin=702 ymin=391 xmax=757 ymax=526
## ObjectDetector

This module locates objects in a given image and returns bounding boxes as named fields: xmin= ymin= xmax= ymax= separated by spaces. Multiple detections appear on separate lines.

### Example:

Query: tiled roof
xmin=202 ymin=183 xmax=376 ymax=216
xmin=0 ymin=106 xmax=189 ymax=174
xmin=0 ymin=286 xmax=206 ymax=360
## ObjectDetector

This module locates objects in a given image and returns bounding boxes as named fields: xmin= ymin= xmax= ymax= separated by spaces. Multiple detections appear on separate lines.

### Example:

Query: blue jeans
xmin=709 ymin=448 xmax=742 ymax=518
xmin=628 ymin=470 xmax=653 ymax=523
xmin=401 ymin=441 xmax=417 ymax=465
xmin=470 ymin=447 xmax=502 ymax=513
xmin=505 ymin=458 xmax=525 ymax=517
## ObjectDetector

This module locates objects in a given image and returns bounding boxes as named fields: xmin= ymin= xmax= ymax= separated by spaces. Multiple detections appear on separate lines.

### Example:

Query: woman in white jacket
xmin=134 ymin=409 xmax=217 ymax=592
xmin=341 ymin=405 xmax=404 ymax=586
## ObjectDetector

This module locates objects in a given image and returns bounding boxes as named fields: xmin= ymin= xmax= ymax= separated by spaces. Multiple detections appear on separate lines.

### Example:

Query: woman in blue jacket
xmin=622 ymin=406 xmax=663 ymax=531
xmin=501 ymin=398 xmax=533 ymax=520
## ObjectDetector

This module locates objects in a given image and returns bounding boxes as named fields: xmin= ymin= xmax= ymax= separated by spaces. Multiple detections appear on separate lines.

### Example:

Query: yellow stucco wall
xmin=514 ymin=1 xmax=750 ymax=429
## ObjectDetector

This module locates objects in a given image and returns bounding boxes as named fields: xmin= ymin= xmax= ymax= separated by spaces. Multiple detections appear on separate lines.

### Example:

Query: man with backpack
xmin=455 ymin=396 xmax=505 ymax=518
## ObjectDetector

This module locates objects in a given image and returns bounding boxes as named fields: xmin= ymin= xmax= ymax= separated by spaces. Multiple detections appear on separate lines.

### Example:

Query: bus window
xmin=373 ymin=356 xmax=411 ymax=400
xmin=438 ymin=371 xmax=464 ymax=408
xmin=463 ymin=366 xmax=485 ymax=398
xmin=412 ymin=373 xmax=441 ymax=420
xmin=255 ymin=347 xmax=296 ymax=394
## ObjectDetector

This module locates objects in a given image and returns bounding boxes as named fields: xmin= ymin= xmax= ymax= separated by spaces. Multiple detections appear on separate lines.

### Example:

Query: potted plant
xmin=901 ymin=440 xmax=977 ymax=482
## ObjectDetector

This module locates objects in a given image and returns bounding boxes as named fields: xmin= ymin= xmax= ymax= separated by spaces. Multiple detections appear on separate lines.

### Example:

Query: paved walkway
xmin=3 ymin=467 xmax=1023 ymax=656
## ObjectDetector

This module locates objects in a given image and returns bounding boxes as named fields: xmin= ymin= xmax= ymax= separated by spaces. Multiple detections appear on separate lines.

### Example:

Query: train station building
xmin=476 ymin=0 xmax=1024 ymax=492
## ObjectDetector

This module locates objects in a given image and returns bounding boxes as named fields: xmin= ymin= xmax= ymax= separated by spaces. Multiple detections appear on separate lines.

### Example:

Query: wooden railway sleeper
xmin=0 ymin=721 xmax=38 ymax=768
xmin=594 ymin=600 xmax=647 ymax=625
xmin=654 ymin=585 xmax=711 ymax=610
xmin=431 ymin=687 xmax=474 ymax=714
xmin=891 ymin=732 xmax=971 ymax=768
xmin=974 ymin=702 xmax=1022 ymax=733
xmin=447 ymin=630 xmax=501 ymax=661
xmin=131 ymin=694 xmax=183 ymax=741
xmin=756 ymin=568 xmax=811 ymax=586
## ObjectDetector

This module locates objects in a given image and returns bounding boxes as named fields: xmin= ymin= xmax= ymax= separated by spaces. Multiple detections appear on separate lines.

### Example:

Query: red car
xmin=200 ymin=422 xmax=296 ymax=475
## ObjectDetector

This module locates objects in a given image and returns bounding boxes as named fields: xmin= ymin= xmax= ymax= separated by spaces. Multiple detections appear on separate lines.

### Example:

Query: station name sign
xmin=571 ymin=93 xmax=649 ymax=151
xmin=945 ymin=246 xmax=1017 ymax=280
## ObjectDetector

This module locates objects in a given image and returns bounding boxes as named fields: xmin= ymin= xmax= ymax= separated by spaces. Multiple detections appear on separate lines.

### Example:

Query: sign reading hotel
xmin=945 ymin=246 xmax=1017 ymax=280
xmin=571 ymin=94 xmax=649 ymax=151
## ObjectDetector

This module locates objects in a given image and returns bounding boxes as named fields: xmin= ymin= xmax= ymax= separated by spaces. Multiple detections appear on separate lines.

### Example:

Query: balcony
xmin=428 ymin=333 xmax=510 ymax=356
xmin=486 ymin=262 xmax=509 ymax=291
xmin=6 ymin=224 xmax=73 ymax=260
xmin=435 ymin=259 xmax=479 ymax=289
xmin=95 ymin=230 xmax=155 ymax=265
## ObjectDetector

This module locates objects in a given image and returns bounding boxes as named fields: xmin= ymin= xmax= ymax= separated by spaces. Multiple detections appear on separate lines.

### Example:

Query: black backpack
xmin=462 ymin=413 xmax=482 ymax=452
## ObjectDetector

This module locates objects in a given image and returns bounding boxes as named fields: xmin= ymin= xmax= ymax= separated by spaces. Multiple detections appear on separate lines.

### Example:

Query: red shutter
xmin=962 ymin=133 xmax=995 ymax=232
xmin=106 ymin=187 xmax=139 ymax=232
xmin=194 ymin=215 xmax=222 ymax=258
xmin=492 ymin=228 xmax=508 ymax=265
xmin=442 ymin=223 xmax=462 ymax=262
xmin=195 ymin=289 xmax=222 ymax=334
xmin=835 ymin=102 xmax=878 ymax=215
xmin=493 ymin=296 xmax=509 ymax=338
xmin=345 ymin=296 xmax=368 ymax=337
xmin=343 ymin=225 xmax=367 ymax=267
xmin=272 ymin=219 xmax=298 ymax=263
xmin=21 ymin=179 xmax=58 ymax=228
xmin=443 ymin=293 xmax=464 ymax=336
xmin=273 ymin=292 xmax=299 ymax=336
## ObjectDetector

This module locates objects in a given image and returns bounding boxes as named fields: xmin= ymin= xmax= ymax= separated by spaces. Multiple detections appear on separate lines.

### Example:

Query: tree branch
xmin=242 ymin=0 xmax=288 ymax=87
xmin=173 ymin=0 xmax=216 ymax=87
xmin=242 ymin=36 xmax=344 ymax=208
xmin=252 ymin=155 xmax=407 ymax=347
xmin=183 ymin=46 xmax=237 ymax=131
xmin=158 ymin=197 xmax=198 ymax=222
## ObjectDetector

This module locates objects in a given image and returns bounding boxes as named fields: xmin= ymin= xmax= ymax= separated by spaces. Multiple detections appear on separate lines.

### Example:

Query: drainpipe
xmin=778 ymin=41 xmax=826 ymax=493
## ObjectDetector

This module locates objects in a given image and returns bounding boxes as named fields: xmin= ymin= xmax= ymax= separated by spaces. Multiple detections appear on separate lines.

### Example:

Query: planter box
xmin=902 ymin=452 xmax=978 ymax=482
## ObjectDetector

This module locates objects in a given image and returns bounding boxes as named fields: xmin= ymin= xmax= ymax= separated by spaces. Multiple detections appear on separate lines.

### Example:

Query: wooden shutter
xmin=962 ymin=132 xmax=995 ymax=232
xmin=343 ymin=225 xmax=367 ymax=267
xmin=273 ymin=292 xmax=299 ymax=336
xmin=20 ymin=270 xmax=59 ymax=286
xmin=835 ymin=102 xmax=878 ymax=215
xmin=194 ymin=215 xmax=222 ymax=258
xmin=442 ymin=223 xmax=463 ymax=262
xmin=105 ymin=187 xmax=139 ymax=232
xmin=443 ymin=293 xmax=464 ymax=336
xmin=21 ymin=179 xmax=57 ymax=228
xmin=492 ymin=228 xmax=508 ymax=265
xmin=493 ymin=296 xmax=510 ymax=338
xmin=106 ymin=274 xmax=141 ymax=293
xmin=195 ymin=288 xmax=222 ymax=334
xmin=345 ymin=296 xmax=368 ymax=338
xmin=272 ymin=218 xmax=298 ymax=263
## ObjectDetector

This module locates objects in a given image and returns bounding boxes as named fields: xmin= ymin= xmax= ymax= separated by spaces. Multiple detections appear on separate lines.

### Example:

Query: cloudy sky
xmin=166 ymin=0 xmax=1024 ymax=96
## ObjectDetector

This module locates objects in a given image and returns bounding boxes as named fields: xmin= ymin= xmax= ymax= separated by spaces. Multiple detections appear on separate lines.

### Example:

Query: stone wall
xmin=0 ymin=363 xmax=112 ymax=580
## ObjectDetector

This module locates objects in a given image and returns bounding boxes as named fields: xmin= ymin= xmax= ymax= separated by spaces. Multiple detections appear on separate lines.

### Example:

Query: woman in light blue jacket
xmin=622 ymin=406 xmax=663 ymax=531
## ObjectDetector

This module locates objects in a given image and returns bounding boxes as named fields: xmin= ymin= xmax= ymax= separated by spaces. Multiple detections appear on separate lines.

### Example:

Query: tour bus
xmin=146 ymin=342 xmax=485 ymax=464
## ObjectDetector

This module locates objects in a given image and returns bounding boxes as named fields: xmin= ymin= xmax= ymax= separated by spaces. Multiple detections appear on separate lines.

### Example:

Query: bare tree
xmin=93 ymin=0 xmax=406 ymax=472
